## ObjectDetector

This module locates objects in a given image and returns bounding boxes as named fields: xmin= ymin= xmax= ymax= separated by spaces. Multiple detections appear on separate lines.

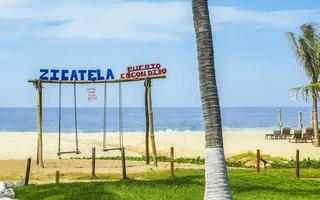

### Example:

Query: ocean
xmin=0 ymin=107 xmax=313 ymax=133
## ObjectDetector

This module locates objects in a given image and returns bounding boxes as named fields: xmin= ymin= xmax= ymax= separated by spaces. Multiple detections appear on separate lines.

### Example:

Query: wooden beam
xmin=55 ymin=171 xmax=60 ymax=184
xmin=170 ymin=147 xmax=175 ymax=177
xmin=296 ymin=149 xmax=300 ymax=178
xmin=256 ymin=149 xmax=260 ymax=173
xmin=92 ymin=147 xmax=96 ymax=178
xmin=25 ymin=158 xmax=32 ymax=185
xmin=147 ymin=79 xmax=158 ymax=167
xmin=121 ymin=148 xmax=127 ymax=179
xmin=28 ymin=75 xmax=166 ymax=85
xmin=57 ymin=150 xmax=81 ymax=155
xmin=144 ymin=79 xmax=150 ymax=165
xmin=35 ymin=81 xmax=44 ymax=168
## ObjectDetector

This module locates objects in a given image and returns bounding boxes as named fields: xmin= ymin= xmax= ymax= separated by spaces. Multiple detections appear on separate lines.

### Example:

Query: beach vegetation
xmin=70 ymin=153 xmax=320 ymax=169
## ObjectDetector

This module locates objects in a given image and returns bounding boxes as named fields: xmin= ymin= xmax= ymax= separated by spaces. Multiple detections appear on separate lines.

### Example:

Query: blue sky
xmin=0 ymin=0 xmax=320 ymax=107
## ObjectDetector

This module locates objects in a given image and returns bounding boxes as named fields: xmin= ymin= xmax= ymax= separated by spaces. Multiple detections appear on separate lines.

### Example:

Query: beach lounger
xmin=289 ymin=130 xmax=304 ymax=143
xmin=265 ymin=127 xmax=291 ymax=140
xmin=289 ymin=130 xmax=312 ymax=143
xmin=265 ymin=130 xmax=281 ymax=140
xmin=303 ymin=127 xmax=314 ymax=141
xmin=281 ymin=127 xmax=292 ymax=139
xmin=305 ymin=127 xmax=314 ymax=135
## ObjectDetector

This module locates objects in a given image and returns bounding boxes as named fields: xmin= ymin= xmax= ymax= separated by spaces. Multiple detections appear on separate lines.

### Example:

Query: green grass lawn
xmin=15 ymin=168 xmax=320 ymax=200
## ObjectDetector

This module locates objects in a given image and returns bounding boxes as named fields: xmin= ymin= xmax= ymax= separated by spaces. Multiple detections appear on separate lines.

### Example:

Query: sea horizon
xmin=0 ymin=106 xmax=314 ymax=133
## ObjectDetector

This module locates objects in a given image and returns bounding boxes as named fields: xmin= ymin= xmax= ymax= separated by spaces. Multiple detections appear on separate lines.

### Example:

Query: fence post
xmin=92 ymin=147 xmax=96 ymax=178
xmin=56 ymin=171 xmax=60 ymax=184
xmin=121 ymin=148 xmax=127 ymax=179
xmin=296 ymin=149 xmax=300 ymax=178
xmin=256 ymin=149 xmax=260 ymax=173
xmin=170 ymin=147 xmax=175 ymax=177
xmin=25 ymin=158 xmax=32 ymax=185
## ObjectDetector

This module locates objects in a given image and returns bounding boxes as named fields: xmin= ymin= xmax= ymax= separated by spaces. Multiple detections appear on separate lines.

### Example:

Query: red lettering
xmin=120 ymin=73 xmax=125 ymax=79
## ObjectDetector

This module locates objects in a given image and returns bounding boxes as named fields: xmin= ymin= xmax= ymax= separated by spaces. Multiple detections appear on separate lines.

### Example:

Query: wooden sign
xmin=38 ymin=65 xmax=167 ymax=81
xmin=120 ymin=63 xmax=167 ymax=80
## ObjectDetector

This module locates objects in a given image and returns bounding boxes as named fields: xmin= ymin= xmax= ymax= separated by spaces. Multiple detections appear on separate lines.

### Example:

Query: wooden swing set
xmin=28 ymin=75 xmax=166 ymax=174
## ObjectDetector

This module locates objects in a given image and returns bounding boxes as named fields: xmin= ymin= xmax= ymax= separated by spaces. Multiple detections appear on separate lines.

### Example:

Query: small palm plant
xmin=288 ymin=23 xmax=320 ymax=147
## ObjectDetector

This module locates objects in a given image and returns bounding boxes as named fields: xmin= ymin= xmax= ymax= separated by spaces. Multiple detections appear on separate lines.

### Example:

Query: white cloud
xmin=0 ymin=0 xmax=319 ymax=40
xmin=38 ymin=1 xmax=191 ymax=40
xmin=211 ymin=6 xmax=320 ymax=28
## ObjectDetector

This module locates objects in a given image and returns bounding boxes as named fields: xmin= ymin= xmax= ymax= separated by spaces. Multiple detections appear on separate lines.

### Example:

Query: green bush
xmin=70 ymin=155 xmax=320 ymax=169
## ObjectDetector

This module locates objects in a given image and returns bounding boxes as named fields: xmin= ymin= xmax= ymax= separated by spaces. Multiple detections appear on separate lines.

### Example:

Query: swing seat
xmin=102 ymin=147 xmax=124 ymax=152
xmin=57 ymin=150 xmax=81 ymax=156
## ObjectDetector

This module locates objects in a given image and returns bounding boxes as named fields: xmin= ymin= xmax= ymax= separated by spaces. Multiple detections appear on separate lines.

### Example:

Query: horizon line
xmin=0 ymin=106 xmax=313 ymax=108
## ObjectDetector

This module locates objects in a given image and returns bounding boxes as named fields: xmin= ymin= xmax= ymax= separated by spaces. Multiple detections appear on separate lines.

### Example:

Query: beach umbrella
xmin=278 ymin=108 xmax=283 ymax=131
xmin=298 ymin=111 xmax=303 ymax=130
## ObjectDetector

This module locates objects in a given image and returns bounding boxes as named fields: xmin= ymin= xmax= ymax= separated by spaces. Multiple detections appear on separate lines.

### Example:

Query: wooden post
xmin=170 ymin=147 xmax=175 ymax=177
xmin=296 ymin=149 xmax=300 ymax=178
xmin=147 ymin=79 xmax=158 ymax=167
xmin=35 ymin=80 xmax=44 ymax=168
xmin=121 ymin=148 xmax=127 ymax=179
xmin=55 ymin=171 xmax=60 ymax=184
xmin=256 ymin=149 xmax=260 ymax=173
xmin=92 ymin=147 xmax=96 ymax=178
xmin=25 ymin=158 xmax=32 ymax=186
xmin=144 ymin=79 xmax=150 ymax=165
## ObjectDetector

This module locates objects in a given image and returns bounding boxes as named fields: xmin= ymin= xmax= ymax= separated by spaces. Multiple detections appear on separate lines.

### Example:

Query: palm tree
xmin=192 ymin=0 xmax=232 ymax=199
xmin=288 ymin=23 xmax=320 ymax=147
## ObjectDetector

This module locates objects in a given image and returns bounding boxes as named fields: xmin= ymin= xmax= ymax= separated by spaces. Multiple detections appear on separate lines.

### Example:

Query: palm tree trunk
xmin=312 ymin=89 xmax=320 ymax=147
xmin=192 ymin=0 xmax=232 ymax=199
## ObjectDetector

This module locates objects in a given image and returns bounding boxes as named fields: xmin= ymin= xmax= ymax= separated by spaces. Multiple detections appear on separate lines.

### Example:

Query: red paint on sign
xmin=120 ymin=63 xmax=167 ymax=80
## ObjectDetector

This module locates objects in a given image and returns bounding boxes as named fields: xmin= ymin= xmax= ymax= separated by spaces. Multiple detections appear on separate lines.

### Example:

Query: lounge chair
xmin=305 ymin=127 xmax=314 ymax=134
xmin=281 ymin=127 xmax=292 ymax=139
xmin=289 ymin=129 xmax=313 ymax=143
xmin=289 ymin=130 xmax=303 ymax=143
xmin=265 ymin=127 xmax=291 ymax=140
xmin=265 ymin=130 xmax=281 ymax=140
xmin=303 ymin=127 xmax=314 ymax=141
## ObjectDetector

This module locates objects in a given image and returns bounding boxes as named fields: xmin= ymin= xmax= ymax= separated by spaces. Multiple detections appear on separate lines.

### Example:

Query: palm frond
xmin=287 ymin=23 xmax=320 ymax=83
xmin=299 ymin=37 xmax=318 ymax=82
xmin=290 ymin=83 xmax=320 ymax=102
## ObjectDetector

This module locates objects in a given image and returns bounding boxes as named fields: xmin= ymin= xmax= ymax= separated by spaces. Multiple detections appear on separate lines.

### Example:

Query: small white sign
xmin=87 ymin=87 xmax=97 ymax=102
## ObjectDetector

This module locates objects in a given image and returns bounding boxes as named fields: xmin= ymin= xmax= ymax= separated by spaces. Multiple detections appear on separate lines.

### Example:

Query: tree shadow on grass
xmin=230 ymin=174 xmax=320 ymax=199
xmin=16 ymin=175 xmax=205 ymax=200
xmin=16 ymin=182 xmax=120 ymax=200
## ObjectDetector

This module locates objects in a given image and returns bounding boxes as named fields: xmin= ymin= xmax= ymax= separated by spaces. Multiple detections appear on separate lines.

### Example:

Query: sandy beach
xmin=1 ymin=130 xmax=320 ymax=160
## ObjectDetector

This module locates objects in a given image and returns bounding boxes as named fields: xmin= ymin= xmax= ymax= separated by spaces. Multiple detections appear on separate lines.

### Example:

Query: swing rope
xmin=101 ymin=81 xmax=124 ymax=152
xmin=103 ymin=81 xmax=107 ymax=150
xmin=74 ymin=82 xmax=79 ymax=152
xmin=119 ymin=81 xmax=124 ymax=149
xmin=57 ymin=82 xmax=80 ymax=155
xmin=58 ymin=82 xmax=62 ymax=153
